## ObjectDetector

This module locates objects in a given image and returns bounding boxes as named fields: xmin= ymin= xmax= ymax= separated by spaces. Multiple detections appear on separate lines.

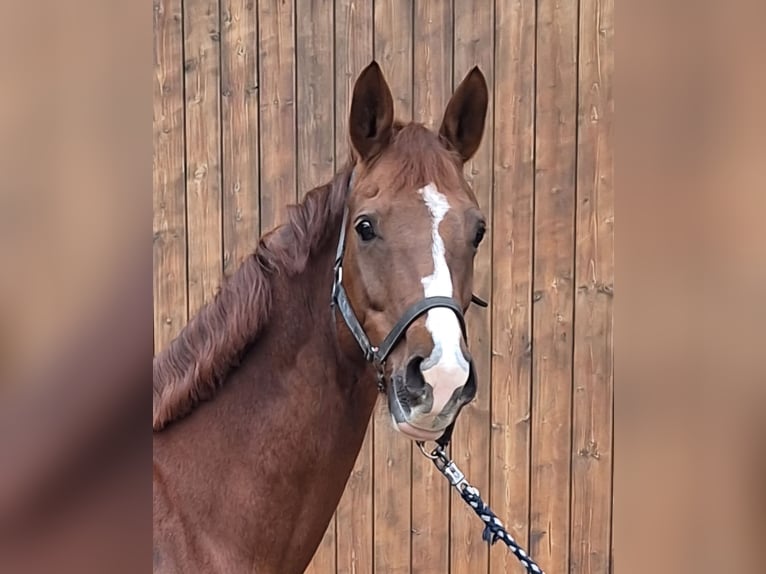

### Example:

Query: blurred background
xmin=2 ymin=0 xmax=765 ymax=573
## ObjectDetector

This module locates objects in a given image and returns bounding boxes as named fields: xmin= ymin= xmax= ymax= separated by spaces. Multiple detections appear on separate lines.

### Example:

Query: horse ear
xmin=439 ymin=66 xmax=489 ymax=163
xmin=349 ymin=61 xmax=394 ymax=163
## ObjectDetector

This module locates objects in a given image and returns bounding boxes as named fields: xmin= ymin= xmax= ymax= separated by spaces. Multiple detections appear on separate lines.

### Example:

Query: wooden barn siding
xmin=152 ymin=1 xmax=614 ymax=572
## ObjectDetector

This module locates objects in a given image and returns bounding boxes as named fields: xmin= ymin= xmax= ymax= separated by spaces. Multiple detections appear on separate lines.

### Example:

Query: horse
xmin=153 ymin=60 xmax=489 ymax=573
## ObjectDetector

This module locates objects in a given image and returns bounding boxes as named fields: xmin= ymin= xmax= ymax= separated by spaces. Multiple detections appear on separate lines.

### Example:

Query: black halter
xmin=330 ymin=171 xmax=488 ymax=386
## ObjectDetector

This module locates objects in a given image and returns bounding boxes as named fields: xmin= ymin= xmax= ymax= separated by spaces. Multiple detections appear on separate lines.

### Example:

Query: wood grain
xmin=530 ymin=0 xmax=579 ymax=571
xmin=410 ymin=1 xmax=452 ymax=572
xmin=184 ymin=0 xmax=223 ymax=316
xmin=297 ymin=0 xmax=334 ymax=196
xmin=489 ymin=0 xmax=536 ymax=572
xmin=373 ymin=2 xmax=413 ymax=572
xmin=570 ymin=0 xmax=614 ymax=570
xmin=221 ymin=0 xmax=259 ymax=277
xmin=297 ymin=0 xmax=336 ymax=571
xmin=334 ymin=1 xmax=374 ymax=572
xmin=451 ymin=2 xmax=493 ymax=573
xmin=153 ymin=0 xmax=188 ymax=353
xmin=258 ymin=0 xmax=296 ymax=233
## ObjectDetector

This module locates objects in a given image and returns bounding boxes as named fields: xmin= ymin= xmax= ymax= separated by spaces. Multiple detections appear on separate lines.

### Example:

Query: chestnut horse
xmin=153 ymin=61 xmax=489 ymax=573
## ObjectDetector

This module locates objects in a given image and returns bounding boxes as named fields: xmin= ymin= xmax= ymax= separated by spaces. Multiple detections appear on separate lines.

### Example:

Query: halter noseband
xmin=330 ymin=171 xmax=487 ymax=373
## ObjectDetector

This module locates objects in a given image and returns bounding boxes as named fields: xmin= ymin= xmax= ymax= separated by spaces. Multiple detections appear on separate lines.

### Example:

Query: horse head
xmin=335 ymin=61 xmax=489 ymax=442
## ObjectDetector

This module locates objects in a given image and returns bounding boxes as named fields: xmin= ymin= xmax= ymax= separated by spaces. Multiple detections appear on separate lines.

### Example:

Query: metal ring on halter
xmin=416 ymin=441 xmax=439 ymax=460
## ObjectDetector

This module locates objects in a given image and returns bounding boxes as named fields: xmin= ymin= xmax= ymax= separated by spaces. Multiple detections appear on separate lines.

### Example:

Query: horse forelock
xmin=152 ymin=167 xmax=352 ymax=431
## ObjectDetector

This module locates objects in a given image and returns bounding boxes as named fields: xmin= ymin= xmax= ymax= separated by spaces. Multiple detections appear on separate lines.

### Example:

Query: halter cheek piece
xmin=329 ymin=170 xmax=488 ymax=392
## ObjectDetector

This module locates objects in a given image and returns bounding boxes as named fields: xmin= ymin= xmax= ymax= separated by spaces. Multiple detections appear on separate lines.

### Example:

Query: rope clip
xmin=417 ymin=443 xmax=467 ymax=490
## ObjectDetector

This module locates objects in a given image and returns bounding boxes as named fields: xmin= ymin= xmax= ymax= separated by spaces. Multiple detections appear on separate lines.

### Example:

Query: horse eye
xmin=355 ymin=218 xmax=376 ymax=242
xmin=473 ymin=224 xmax=486 ymax=248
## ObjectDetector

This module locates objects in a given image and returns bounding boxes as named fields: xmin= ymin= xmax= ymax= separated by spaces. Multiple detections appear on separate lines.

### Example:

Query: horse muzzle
xmin=387 ymin=357 xmax=477 ymax=441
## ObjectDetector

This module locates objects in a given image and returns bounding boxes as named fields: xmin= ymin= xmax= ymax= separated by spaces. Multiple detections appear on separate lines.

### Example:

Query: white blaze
xmin=416 ymin=183 xmax=470 ymax=419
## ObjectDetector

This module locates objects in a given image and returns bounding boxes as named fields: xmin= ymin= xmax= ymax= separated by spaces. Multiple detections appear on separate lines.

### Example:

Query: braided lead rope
xmin=459 ymin=485 xmax=544 ymax=573
xmin=417 ymin=442 xmax=545 ymax=574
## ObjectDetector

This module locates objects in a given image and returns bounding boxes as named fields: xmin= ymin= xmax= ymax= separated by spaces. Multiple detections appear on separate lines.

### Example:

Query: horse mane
xmin=153 ymin=166 xmax=353 ymax=431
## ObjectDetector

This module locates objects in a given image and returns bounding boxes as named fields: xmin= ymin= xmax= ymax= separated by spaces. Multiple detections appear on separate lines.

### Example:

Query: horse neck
xmin=156 ymin=235 xmax=379 ymax=570
xmin=235 ymin=242 xmax=379 ymax=561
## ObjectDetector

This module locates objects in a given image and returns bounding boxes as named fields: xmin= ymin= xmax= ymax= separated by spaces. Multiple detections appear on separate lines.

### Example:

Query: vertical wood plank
xmin=490 ymin=0 xmax=536 ymax=572
xmin=297 ymin=0 xmax=336 ymax=571
xmin=373 ymin=2 xmax=413 ymax=572
xmin=334 ymin=1 xmax=374 ymax=572
xmin=410 ymin=1 xmax=452 ymax=572
xmin=570 ymin=0 xmax=614 ymax=570
xmin=221 ymin=0 xmax=259 ymax=277
xmin=297 ymin=0 xmax=334 ymax=196
xmin=451 ymin=2 xmax=493 ymax=573
xmin=153 ymin=0 xmax=188 ymax=353
xmin=530 ymin=0 xmax=578 ymax=571
xmin=185 ymin=0 xmax=224 ymax=316
xmin=258 ymin=0 xmax=296 ymax=234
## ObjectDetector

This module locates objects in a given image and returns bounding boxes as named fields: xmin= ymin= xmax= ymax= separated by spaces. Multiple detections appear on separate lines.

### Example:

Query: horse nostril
xmin=404 ymin=355 xmax=427 ymax=397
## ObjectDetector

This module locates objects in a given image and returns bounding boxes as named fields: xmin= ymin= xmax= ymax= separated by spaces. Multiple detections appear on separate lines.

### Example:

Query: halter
xmin=330 ymin=170 xmax=488 ymax=396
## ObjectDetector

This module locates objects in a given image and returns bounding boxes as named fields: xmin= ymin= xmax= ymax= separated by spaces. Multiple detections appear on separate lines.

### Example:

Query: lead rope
xmin=417 ymin=442 xmax=545 ymax=574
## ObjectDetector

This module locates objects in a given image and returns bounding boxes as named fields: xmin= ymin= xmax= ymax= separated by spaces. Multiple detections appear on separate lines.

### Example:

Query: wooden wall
xmin=153 ymin=0 xmax=614 ymax=572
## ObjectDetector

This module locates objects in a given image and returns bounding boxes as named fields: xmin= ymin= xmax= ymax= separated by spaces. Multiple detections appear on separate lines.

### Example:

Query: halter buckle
xmin=371 ymin=350 xmax=386 ymax=392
